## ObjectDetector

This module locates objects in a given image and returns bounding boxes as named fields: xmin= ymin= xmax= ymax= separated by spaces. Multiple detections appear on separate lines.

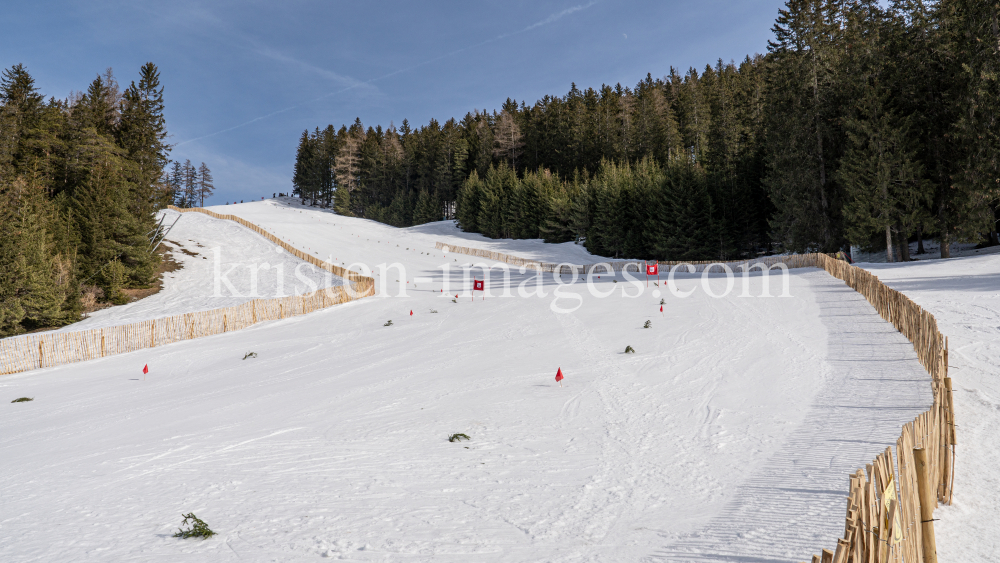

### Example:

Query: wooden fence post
xmin=913 ymin=448 xmax=938 ymax=563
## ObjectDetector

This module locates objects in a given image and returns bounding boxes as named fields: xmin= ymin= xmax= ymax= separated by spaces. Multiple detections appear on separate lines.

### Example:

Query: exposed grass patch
xmin=242 ymin=352 xmax=257 ymax=360
xmin=448 ymin=433 xmax=470 ymax=442
xmin=11 ymin=397 xmax=33 ymax=403
xmin=384 ymin=320 xmax=393 ymax=326
xmin=625 ymin=345 xmax=635 ymax=354
xmin=643 ymin=320 xmax=652 ymax=329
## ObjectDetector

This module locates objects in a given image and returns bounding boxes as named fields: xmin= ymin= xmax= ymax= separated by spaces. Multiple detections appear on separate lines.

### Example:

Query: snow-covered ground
xmin=862 ymin=255 xmax=1000 ymax=561
xmin=0 ymin=199 xmax=971 ymax=562
xmin=61 ymin=208 xmax=343 ymax=331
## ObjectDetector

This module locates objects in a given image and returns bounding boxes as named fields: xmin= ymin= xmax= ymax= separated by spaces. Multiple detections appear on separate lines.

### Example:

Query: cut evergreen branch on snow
xmin=172 ymin=513 xmax=215 ymax=539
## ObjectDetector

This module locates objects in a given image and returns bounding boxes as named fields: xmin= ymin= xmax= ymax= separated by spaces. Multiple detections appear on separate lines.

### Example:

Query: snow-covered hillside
xmin=62 ymin=208 xmax=342 ymax=331
xmin=0 ymin=199 xmax=972 ymax=562
xmin=863 ymin=256 xmax=1000 ymax=562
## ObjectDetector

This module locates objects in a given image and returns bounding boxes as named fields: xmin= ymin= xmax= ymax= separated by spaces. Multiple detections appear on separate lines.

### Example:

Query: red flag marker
xmin=555 ymin=367 xmax=564 ymax=387
xmin=645 ymin=261 xmax=659 ymax=286
xmin=410 ymin=310 xmax=413 ymax=316
xmin=143 ymin=364 xmax=148 ymax=374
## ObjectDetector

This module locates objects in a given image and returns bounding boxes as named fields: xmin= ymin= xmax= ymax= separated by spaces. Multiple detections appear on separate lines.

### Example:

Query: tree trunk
xmin=917 ymin=223 xmax=926 ymax=254
xmin=940 ymin=230 xmax=951 ymax=258
xmin=813 ymin=62 xmax=830 ymax=249
xmin=886 ymin=225 xmax=895 ymax=263
xmin=897 ymin=225 xmax=911 ymax=261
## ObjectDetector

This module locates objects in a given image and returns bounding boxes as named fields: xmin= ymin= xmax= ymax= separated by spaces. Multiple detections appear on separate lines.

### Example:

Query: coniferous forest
xmin=0 ymin=63 xmax=171 ymax=336
xmin=293 ymin=0 xmax=1000 ymax=261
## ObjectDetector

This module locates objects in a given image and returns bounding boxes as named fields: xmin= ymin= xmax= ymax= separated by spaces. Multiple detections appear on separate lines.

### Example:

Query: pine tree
xmin=183 ymin=159 xmax=197 ymax=207
xmin=764 ymin=0 xmax=849 ymax=252
xmin=118 ymin=63 xmax=169 ymax=196
xmin=413 ymin=189 xmax=441 ymax=224
xmin=73 ymin=136 xmax=156 ymax=288
xmin=948 ymin=0 xmax=1000 ymax=249
xmin=0 ymin=64 xmax=46 ymax=181
xmin=456 ymin=170 xmax=482 ymax=232
xmin=197 ymin=162 xmax=214 ymax=206
xmin=837 ymin=3 xmax=931 ymax=261
xmin=169 ymin=160 xmax=184 ymax=205
xmin=0 ymin=176 xmax=79 ymax=336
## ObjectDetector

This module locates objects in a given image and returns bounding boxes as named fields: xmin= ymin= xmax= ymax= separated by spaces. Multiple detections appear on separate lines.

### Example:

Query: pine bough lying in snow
xmin=173 ymin=513 xmax=215 ymax=539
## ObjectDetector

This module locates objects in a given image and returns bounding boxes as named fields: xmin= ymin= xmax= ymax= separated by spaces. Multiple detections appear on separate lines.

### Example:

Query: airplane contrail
xmin=175 ymin=1 xmax=599 ymax=147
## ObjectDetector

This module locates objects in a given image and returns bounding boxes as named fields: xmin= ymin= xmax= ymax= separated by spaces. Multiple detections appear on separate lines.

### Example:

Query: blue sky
xmin=3 ymin=1 xmax=788 ymax=204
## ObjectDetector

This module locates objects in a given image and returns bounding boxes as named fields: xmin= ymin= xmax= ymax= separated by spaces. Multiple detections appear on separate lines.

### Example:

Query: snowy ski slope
xmin=0 ymin=199 xmax=975 ymax=562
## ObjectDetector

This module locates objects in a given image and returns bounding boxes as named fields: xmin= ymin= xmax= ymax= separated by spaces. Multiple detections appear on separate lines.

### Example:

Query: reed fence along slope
xmin=0 ymin=206 xmax=375 ymax=376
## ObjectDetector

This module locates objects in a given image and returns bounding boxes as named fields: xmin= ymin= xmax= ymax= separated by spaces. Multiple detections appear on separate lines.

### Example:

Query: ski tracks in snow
xmin=651 ymin=271 xmax=932 ymax=562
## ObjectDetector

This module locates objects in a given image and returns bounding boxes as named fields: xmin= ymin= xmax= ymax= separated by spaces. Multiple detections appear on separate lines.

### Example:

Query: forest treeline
xmin=293 ymin=0 xmax=1000 ymax=261
xmin=0 ymin=63 xmax=171 ymax=337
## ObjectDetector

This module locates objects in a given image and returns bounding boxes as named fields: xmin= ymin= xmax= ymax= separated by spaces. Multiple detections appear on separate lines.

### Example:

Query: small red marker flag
xmin=555 ymin=367 xmax=564 ymax=384
xmin=143 ymin=364 xmax=148 ymax=374
xmin=410 ymin=310 xmax=413 ymax=316
xmin=660 ymin=305 xmax=663 ymax=313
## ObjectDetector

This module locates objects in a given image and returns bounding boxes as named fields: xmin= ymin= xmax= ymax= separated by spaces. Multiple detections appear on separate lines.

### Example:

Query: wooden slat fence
xmin=0 ymin=207 xmax=375 ymax=376
xmin=438 ymin=242 xmax=955 ymax=563
xmin=435 ymin=241 xmax=816 ymax=273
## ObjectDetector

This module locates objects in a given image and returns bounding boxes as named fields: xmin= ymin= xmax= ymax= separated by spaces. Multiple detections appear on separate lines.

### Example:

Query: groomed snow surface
xmin=0 ymin=199 xmax=988 ymax=562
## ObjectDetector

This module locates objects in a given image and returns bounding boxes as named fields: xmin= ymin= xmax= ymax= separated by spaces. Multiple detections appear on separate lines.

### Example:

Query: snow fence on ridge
xmin=439 ymin=241 xmax=955 ymax=563
xmin=434 ymin=241 xmax=818 ymax=273
xmin=0 ymin=206 xmax=375 ymax=376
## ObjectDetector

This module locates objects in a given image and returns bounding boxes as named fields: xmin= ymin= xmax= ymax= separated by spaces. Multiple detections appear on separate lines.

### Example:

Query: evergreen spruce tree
xmin=169 ymin=160 xmax=184 ymax=205
xmin=182 ymin=159 xmax=197 ymax=207
xmin=0 ymin=176 xmax=79 ymax=336
xmin=764 ymin=0 xmax=849 ymax=252
xmin=333 ymin=185 xmax=353 ymax=216
xmin=947 ymin=0 xmax=1000 ymax=249
xmin=456 ymin=170 xmax=482 ymax=232
xmin=197 ymin=162 xmax=214 ymax=206
xmin=837 ymin=3 xmax=931 ymax=261
xmin=72 ymin=138 xmax=154 ymax=289
xmin=118 ymin=63 xmax=169 ymax=199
